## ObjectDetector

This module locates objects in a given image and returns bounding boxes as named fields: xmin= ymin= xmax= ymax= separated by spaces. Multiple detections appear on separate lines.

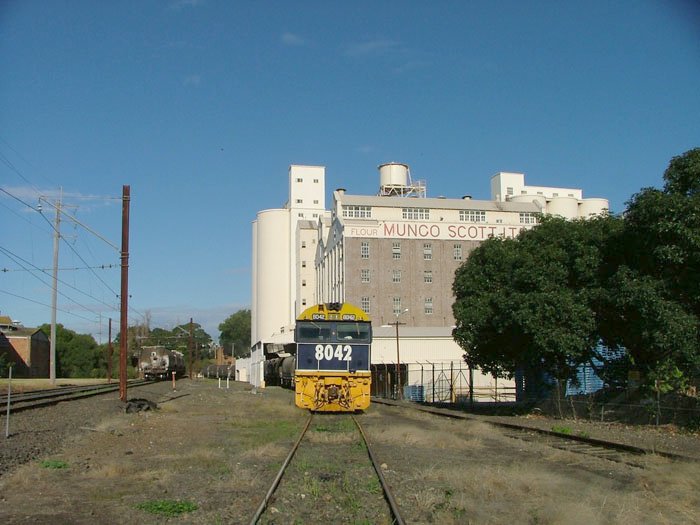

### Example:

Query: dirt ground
xmin=1 ymin=379 xmax=699 ymax=524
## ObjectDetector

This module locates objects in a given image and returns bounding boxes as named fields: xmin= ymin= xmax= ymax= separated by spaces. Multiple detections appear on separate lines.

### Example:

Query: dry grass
xmin=399 ymin=449 xmax=700 ymax=525
xmin=306 ymin=430 xmax=357 ymax=445
xmin=0 ymin=463 xmax=44 ymax=491
xmin=0 ymin=378 xmax=108 ymax=390
xmin=238 ymin=441 xmax=288 ymax=461
xmin=372 ymin=421 xmax=485 ymax=451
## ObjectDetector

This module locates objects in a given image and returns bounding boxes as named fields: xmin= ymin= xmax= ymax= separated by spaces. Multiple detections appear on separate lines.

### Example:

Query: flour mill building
xmin=244 ymin=163 xmax=608 ymax=399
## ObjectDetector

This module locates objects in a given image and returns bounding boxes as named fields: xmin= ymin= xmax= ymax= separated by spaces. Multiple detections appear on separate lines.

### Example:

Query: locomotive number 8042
xmin=294 ymin=302 xmax=372 ymax=411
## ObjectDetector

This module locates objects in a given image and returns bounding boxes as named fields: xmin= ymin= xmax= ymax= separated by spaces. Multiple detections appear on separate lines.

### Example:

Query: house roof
xmin=0 ymin=327 xmax=45 ymax=338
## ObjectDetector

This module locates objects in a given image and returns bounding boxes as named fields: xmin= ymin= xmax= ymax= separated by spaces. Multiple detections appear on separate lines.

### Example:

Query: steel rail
xmin=249 ymin=414 xmax=313 ymax=525
xmin=251 ymin=413 xmax=406 ymax=524
xmin=352 ymin=415 xmax=406 ymax=525
xmin=1 ymin=379 xmax=149 ymax=414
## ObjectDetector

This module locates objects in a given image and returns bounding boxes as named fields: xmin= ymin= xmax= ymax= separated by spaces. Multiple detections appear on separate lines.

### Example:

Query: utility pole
xmin=49 ymin=191 xmax=62 ymax=385
xmin=392 ymin=308 xmax=409 ymax=400
xmin=188 ymin=318 xmax=194 ymax=379
xmin=119 ymin=186 xmax=130 ymax=403
xmin=107 ymin=318 xmax=112 ymax=383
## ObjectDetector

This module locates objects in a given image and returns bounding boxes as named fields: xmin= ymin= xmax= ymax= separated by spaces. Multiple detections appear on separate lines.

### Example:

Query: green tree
xmin=453 ymin=148 xmax=700 ymax=396
xmin=38 ymin=323 xmax=105 ymax=377
xmin=600 ymin=148 xmax=700 ymax=390
xmin=219 ymin=309 xmax=251 ymax=358
xmin=172 ymin=322 xmax=212 ymax=360
xmin=452 ymin=215 xmax=620 ymax=396
xmin=621 ymin=148 xmax=700 ymax=317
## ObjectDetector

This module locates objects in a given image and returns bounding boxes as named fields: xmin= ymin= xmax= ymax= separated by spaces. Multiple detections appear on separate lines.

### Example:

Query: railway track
xmin=1 ymin=379 xmax=149 ymax=413
xmin=251 ymin=413 xmax=405 ymax=525
xmin=372 ymin=398 xmax=696 ymax=467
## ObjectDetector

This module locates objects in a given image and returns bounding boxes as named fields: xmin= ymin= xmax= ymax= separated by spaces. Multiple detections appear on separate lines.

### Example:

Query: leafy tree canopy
xmin=453 ymin=148 xmax=700 ymax=395
xmin=135 ymin=322 xmax=213 ymax=357
xmin=452 ymin=215 xmax=621 ymax=386
xmin=600 ymin=148 xmax=700 ymax=389
xmin=219 ymin=309 xmax=251 ymax=358
xmin=38 ymin=323 xmax=104 ymax=378
xmin=622 ymin=147 xmax=700 ymax=317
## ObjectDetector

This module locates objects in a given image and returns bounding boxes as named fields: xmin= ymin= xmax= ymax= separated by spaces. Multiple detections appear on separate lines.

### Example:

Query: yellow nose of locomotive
xmin=295 ymin=373 xmax=371 ymax=412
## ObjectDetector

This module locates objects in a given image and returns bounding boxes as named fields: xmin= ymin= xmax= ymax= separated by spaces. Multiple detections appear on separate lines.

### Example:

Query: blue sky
xmin=1 ymin=1 xmax=699 ymax=341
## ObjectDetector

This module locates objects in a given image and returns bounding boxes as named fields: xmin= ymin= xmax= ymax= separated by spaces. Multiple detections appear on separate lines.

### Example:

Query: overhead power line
xmin=0 ymin=288 xmax=97 ymax=323
xmin=37 ymin=211 xmax=120 ymax=298
xmin=1 ymin=264 xmax=118 ymax=273
xmin=0 ymin=186 xmax=39 ymax=212
xmin=38 ymin=197 xmax=120 ymax=252
xmin=0 ymin=245 xmax=118 ymax=314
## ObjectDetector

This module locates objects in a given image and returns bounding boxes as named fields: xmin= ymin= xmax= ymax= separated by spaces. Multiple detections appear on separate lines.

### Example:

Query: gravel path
xmin=0 ymin=381 xmax=176 ymax=478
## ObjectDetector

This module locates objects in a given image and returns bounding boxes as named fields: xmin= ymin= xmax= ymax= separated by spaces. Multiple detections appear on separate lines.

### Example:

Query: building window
xmin=423 ymin=243 xmax=432 ymax=260
xmin=361 ymin=296 xmax=370 ymax=313
xmin=313 ymin=199 xmax=319 ymax=204
xmin=392 ymin=242 xmax=401 ymax=259
xmin=361 ymin=269 xmax=370 ymax=283
xmin=424 ymin=270 xmax=432 ymax=284
xmin=296 ymin=199 xmax=303 ymax=204
xmin=519 ymin=212 xmax=538 ymax=224
xmin=301 ymin=261 xmax=306 ymax=268
xmin=402 ymin=207 xmax=430 ymax=220
xmin=361 ymin=241 xmax=369 ymax=259
xmin=392 ymin=297 xmax=402 ymax=315
xmin=302 ymin=280 xmax=306 ymax=287
xmin=459 ymin=210 xmax=486 ymax=223
xmin=301 ymin=241 xmax=306 ymax=248
xmin=298 ymin=213 xmax=304 ymax=218
xmin=553 ymin=193 xmax=559 ymax=197
xmin=313 ymin=178 xmax=319 ymax=183
xmin=296 ymin=177 xmax=303 ymax=182
xmin=302 ymin=298 xmax=307 ymax=306
xmin=453 ymin=244 xmax=462 ymax=261
xmin=424 ymin=297 xmax=433 ymax=315
xmin=506 ymin=187 xmax=514 ymax=196
xmin=342 ymin=205 xmax=372 ymax=218
xmin=392 ymin=269 xmax=401 ymax=283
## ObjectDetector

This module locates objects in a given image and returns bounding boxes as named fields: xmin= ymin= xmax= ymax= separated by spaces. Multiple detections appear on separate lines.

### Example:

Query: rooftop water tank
xmin=379 ymin=162 xmax=409 ymax=187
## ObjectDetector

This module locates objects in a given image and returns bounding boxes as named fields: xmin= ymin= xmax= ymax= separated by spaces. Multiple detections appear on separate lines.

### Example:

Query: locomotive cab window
xmin=336 ymin=322 xmax=371 ymax=342
xmin=296 ymin=322 xmax=332 ymax=342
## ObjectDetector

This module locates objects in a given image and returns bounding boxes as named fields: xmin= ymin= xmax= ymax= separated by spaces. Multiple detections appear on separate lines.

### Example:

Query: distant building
xmin=0 ymin=315 xmax=50 ymax=378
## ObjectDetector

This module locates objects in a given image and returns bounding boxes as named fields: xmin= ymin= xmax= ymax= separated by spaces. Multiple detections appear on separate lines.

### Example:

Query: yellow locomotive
xmin=294 ymin=302 xmax=372 ymax=411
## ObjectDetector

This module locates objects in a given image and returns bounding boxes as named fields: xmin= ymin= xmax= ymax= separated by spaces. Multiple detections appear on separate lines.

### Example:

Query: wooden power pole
xmin=119 ymin=186 xmax=130 ymax=402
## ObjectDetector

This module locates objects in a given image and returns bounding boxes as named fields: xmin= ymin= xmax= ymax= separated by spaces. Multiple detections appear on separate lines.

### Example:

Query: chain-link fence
xmin=542 ymin=388 xmax=700 ymax=427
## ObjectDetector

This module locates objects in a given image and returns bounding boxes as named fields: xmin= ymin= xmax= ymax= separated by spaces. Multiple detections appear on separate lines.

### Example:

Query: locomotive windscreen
xmin=296 ymin=322 xmax=333 ymax=342
xmin=336 ymin=322 xmax=371 ymax=342
xmin=295 ymin=320 xmax=371 ymax=372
